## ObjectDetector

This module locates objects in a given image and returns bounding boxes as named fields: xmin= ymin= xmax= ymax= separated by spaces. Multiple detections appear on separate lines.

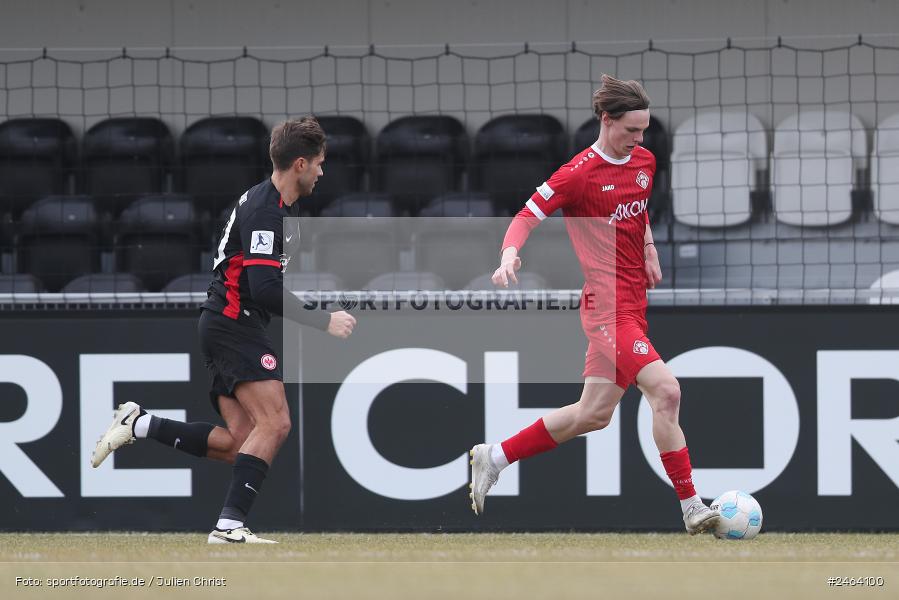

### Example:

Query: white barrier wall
xmin=0 ymin=0 xmax=897 ymax=48
xmin=0 ymin=1 xmax=898 ymax=139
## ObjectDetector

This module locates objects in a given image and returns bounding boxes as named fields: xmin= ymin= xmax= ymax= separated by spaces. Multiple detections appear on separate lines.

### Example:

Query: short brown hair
xmin=592 ymin=74 xmax=650 ymax=120
xmin=269 ymin=116 xmax=326 ymax=171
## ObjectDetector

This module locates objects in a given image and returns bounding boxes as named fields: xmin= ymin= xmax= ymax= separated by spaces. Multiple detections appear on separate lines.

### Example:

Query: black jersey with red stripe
xmin=202 ymin=178 xmax=301 ymax=328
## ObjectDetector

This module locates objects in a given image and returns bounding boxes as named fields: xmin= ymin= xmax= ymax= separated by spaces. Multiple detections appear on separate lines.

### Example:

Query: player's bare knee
xmin=221 ymin=433 xmax=244 ymax=464
xmin=231 ymin=427 xmax=252 ymax=449
xmin=270 ymin=414 xmax=292 ymax=444
xmin=250 ymin=413 xmax=290 ymax=445
xmin=588 ymin=413 xmax=613 ymax=431
xmin=651 ymin=380 xmax=681 ymax=421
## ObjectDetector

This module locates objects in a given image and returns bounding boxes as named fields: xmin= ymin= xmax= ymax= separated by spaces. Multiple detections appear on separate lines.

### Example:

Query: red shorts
xmin=581 ymin=311 xmax=661 ymax=389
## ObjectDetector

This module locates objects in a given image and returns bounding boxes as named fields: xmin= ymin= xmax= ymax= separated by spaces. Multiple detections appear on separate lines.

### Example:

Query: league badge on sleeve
xmin=537 ymin=182 xmax=555 ymax=201
xmin=250 ymin=230 xmax=274 ymax=254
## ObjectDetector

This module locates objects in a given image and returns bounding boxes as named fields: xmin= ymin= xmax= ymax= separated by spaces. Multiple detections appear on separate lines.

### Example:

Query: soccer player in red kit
xmin=469 ymin=75 xmax=720 ymax=534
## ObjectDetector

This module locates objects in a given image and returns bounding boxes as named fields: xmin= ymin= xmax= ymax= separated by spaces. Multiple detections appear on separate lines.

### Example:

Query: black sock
xmin=218 ymin=453 xmax=269 ymax=524
xmin=146 ymin=416 xmax=215 ymax=458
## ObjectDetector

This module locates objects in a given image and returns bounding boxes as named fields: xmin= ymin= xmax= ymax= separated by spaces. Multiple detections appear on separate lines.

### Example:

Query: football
xmin=709 ymin=490 xmax=763 ymax=540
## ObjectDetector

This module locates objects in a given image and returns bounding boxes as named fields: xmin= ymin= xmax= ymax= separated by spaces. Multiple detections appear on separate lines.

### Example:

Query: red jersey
xmin=503 ymin=142 xmax=656 ymax=319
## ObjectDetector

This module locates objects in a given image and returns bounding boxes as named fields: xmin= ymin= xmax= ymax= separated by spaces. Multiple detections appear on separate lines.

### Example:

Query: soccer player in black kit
xmin=91 ymin=117 xmax=356 ymax=543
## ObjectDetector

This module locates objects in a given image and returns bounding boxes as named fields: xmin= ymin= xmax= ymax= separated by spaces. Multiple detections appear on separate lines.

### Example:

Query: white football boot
xmin=207 ymin=527 xmax=278 ymax=544
xmin=469 ymin=443 xmax=502 ymax=516
xmin=90 ymin=401 xmax=141 ymax=468
xmin=683 ymin=501 xmax=720 ymax=535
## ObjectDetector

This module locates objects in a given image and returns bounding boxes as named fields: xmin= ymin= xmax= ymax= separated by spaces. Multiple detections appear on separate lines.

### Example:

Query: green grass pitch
xmin=2 ymin=532 xmax=897 ymax=599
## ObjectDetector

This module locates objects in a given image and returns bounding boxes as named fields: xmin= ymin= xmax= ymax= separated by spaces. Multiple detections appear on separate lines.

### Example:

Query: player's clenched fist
xmin=328 ymin=310 xmax=357 ymax=339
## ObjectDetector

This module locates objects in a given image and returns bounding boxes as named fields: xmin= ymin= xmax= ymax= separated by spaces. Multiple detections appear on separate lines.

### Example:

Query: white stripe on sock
xmin=216 ymin=518 xmax=243 ymax=531
xmin=490 ymin=443 xmax=510 ymax=470
xmin=133 ymin=414 xmax=151 ymax=438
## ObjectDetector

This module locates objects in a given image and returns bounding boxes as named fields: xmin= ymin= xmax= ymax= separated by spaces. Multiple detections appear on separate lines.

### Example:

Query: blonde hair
xmin=592 ymin=74 xmax=650 ymax=120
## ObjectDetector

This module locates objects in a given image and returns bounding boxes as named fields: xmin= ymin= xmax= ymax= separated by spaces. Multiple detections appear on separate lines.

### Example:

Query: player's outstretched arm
xmin=493 ymin=206 xmax=542 ymax=288
xmin=247 ymin=264 xmax=336 ymax=330
xmin=492 ymin=246 xmax=522 ymax=288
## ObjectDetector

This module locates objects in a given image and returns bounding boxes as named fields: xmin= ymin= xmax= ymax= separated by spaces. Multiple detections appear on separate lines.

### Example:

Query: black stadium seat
xmin=283 ymin=272 xmax=345 ymax=292
xmin=313 ymin=231 xmax=399 ymax=289
xmin=81 ymin=117 xmax=174 ymax=215
xmin=180 ymin=117 xmax=269 ymax=214
xmin=17 ymin=195 xmax=100 ymax=292
xmin=464 ymin=271 xmax=548 ymax=290
xmin=472 ymin=114 xmax=567 ymax=214
xmin=516 ymin=215 xmax=583 ymax=289
xmin=0 ymin=274 xmax=44 ymax=293
xmin=309 ymin=116 xmax=369 ymax=214
xmin=313 ymin=193 xmax=400 ymax=288
xmin=412 ymin=218 xmax=501 ymax=289
xmin=319 ymin=192 xmax=394 ymax=217
xmin=62 ymin=273 xmax=145 ymax=293
xmin=116 ymin=194 xmax=201 ymax=291
xmin=0 ymin=211 xmax=13 ymax=253
xmin=418 ymin=192 xmax=496 ymax=217
xmin=364 ymin=271 xmax=446 ymax=291
xmin=0 ymin=118 xmax=76 ymax=216
xmin=375 ymin=116 xmax=468 ymax=214
xmin=573 ymin=114 xmax=669 ymax=165
xmin=162 ymin=272 xmax=212 ymax=293
xmin=572 ymin=118 xmax=599 ymax=154
xmin=574 ymin=115 xmax=671 ymax=221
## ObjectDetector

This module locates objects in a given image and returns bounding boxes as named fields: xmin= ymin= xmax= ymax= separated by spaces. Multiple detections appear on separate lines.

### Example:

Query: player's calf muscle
xmin=206 ymin=427 xmax=243 ymax=463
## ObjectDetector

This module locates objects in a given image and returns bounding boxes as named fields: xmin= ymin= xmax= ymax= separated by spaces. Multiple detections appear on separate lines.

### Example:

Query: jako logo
xmin=602 ymin=184 xmax=615 ymax=192
xmin=608 ymin=198 xmax=648 ymax=224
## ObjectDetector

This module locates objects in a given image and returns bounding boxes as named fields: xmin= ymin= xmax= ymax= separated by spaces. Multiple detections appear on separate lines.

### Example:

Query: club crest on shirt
xmin=636 ymin=170 xmax=650 ymax=190
xmin=261 ymin=354 xmax=278 ymax=370
xmin=633 ymin=340 xmax=649 ymax=355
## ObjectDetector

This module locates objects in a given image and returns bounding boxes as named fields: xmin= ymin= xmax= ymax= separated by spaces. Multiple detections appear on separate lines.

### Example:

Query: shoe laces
xmin=484 ymin=456 xmax=501 ymax=487
xmin=686 ymin=502 xmax=707 ymax=519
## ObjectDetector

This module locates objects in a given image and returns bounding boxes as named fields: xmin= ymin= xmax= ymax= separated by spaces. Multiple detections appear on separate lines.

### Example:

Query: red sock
xmin=660 ymin=446 xmax=697 ymax=500
xmin=500 ymin=418 xmax=558 ymax=464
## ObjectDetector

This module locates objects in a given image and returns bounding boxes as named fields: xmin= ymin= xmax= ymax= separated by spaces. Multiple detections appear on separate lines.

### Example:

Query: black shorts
xmin=198 ymin=308 xmax=283 ymax=414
